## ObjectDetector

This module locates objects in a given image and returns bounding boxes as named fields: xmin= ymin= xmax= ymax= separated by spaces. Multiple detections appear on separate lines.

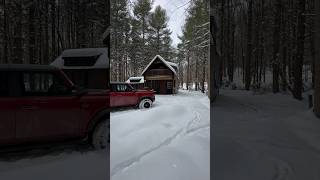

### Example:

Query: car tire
xmin=91 ymin=120 xmax=109 ymax=150
xmin=139 ymin=98 xmax=153 ymax=109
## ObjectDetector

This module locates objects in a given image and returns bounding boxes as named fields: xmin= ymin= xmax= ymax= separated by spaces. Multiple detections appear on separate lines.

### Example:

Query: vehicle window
xmin=110 ymin=84 xmax=132 ymax=92
xmin=116 ymin=84 xmax=126 ymax=92
xmin=126 ymin=85 xmax=133 ymax=91
xmin=22 ymin=72 xmax=70 ymax=96
xmin=111 ymin=84 xmax=117 ymax=92
xmin=0 ymin=72 xmax=9 ymax=97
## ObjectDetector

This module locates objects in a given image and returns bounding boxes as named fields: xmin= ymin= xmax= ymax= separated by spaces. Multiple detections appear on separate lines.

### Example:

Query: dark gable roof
xmin=141 ymin=55 xmax=177 ymax=75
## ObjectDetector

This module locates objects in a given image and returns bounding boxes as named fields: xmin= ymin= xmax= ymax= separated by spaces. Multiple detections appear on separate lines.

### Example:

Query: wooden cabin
xmin=50 ymin=48 xmax=109 ymax=89
xmin=142 ymin=55 xmax=178 ymax=94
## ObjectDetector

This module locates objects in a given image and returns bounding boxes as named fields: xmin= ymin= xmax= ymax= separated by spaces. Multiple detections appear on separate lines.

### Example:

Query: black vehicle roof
xmin=0 ymin=64 xmax=58 ymax=71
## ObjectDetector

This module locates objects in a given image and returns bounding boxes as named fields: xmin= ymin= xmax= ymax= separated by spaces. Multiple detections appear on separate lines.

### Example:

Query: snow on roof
xmin=50 ymin=48 xmax=109 ymax=69
xmin=166 ymin=61 xmax=177 ymax=68
xmin=126 ymin=76 xmax=145 ymax=83
xmin=141 ymin=55 xmax=177 ymax=76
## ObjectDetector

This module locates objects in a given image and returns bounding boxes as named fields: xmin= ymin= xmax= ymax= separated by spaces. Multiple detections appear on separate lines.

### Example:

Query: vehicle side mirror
xmin=71 ymin=86 xmax=88 ymax=97
xmin=71 ymin=86 xmax=78 ymax=94
xmin=76 ymin=89 xmax=88 ymax=97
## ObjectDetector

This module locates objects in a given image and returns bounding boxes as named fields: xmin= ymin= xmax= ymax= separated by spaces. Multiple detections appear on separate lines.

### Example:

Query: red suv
xmin=110 ymin=82 xmax=155 ymax=109
xmin=0 ymin=64 xmax=109 ymax=149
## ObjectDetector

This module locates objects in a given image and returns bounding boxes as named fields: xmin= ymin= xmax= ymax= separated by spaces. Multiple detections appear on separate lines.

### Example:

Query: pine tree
xmin=111 ymin=0 xmax=130 ymax=81
xmin=180 ymin=0 xmax=209 ymax=91
xmin=133 ymin=0 xmax=152 ymax=65
xmin=0 ymin=0 xmax=109 ymax=65
xmin=148 ymin=5 xmax=172 ymax=60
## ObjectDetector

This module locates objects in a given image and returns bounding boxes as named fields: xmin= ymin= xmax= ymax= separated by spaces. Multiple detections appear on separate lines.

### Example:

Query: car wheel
xmin=92 ymin=120 xmax=109 ymax=150
xmin=139 ymin=98 xmax=153 ymax=109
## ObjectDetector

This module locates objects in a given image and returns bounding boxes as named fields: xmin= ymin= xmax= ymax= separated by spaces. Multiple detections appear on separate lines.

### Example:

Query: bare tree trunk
xmin=272 ymin=0 xmax=281 ymax=93
xmin=28 ymin=0 xmax=36 ymax=64
xmin=202 ymin=51 xmax=206 ymax=93
xmin=314 ymin=0 xmax=320 ymax=116
xmin=310 ymin=0 xmax=316 ymax=88
xmin=51 ymin=0 xmax=56 ymax=57
xmin=293 ymin=0 xmax=306 ymax=100
xmin=13 ymin=1 xmax=23 ymax=64
xmin=245 ymin=0 xmax=253 ymax=90
xmin=187 ymin=50 xmax=190 ymax=90
xmin=44 ymin=0 xmax=49 ymax=64
xmin=3 ymin=0 xmax=8 ymax=63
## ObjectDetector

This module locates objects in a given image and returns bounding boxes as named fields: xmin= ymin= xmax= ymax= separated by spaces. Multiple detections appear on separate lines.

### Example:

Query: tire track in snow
xmin=111 ymin=107 xmax=204 ymax=177
xmin=272 ymin=159 xmax=291 ymax=180
xmin=111 ymin=92 xmax=210 ymax=178
xmin=184 ymin=109 xmax=209 ymax=135
xmin=111 ymin=128 xmax=184 ymax=177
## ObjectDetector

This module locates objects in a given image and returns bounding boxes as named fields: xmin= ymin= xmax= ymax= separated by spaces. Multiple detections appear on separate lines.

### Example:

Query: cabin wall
xmin=144 ymin=72 xmax=177 ymax=94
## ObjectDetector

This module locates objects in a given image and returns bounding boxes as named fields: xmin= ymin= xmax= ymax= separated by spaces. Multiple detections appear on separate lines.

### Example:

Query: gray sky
xmin=152 ymin=0 xmax=190 ymax=47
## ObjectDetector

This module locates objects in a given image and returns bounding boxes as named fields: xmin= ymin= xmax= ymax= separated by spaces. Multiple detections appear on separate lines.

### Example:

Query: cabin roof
xmin=141 ymin=55 xmax=177 ymax=76
xmin=50 ymin=48 xmax=109 ymax=69
xmin=166 ymin=61 xmax=177 ymax=68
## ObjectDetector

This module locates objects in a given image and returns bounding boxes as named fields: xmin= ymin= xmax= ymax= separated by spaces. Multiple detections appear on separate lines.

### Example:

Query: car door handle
xmin=21 ymin=106 xmax=37 ymax=110
xmin=81 ymin=103 xmax=90 ymax=108
xmin=38 ymin=100 xmax=48 ymax=104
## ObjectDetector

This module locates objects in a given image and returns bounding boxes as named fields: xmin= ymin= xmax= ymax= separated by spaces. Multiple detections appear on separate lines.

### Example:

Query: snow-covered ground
xmin=213 ymin=89 xmax=320 ymax=180
xmin=111 ymin=90 xmax=210 ymax=180
xmin=0 ymin=144 xmax=109 ymax=180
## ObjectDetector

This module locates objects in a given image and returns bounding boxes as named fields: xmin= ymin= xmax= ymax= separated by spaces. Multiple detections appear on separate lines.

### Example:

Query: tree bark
xmin=272 ymin=0 xmax=281 ymax=93
xmin=314 ymin=0 xmax=320 ymax=116
xmin=245 ymin=0 xmax=253 ymax=90
xmin=292 ymin=0 xmax=306 ymax=100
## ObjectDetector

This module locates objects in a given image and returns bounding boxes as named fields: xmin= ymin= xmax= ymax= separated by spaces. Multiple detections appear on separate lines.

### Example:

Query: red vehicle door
xmin=0 ymin=72 xmax=15 ymax=144
xmin=124 ymin=84 xmax=139 ymax=105
xmin=110 ymin=84 xmax=122 ymax=107
xmin=110 ymin=84 xmax=138 ymax=107
xmin=16 ymin=71 xmax=81 ymax=141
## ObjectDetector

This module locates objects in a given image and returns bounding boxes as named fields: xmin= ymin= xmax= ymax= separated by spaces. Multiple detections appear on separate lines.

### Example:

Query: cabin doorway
xmin=146 ymin=80 xmax=174 ymax=94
